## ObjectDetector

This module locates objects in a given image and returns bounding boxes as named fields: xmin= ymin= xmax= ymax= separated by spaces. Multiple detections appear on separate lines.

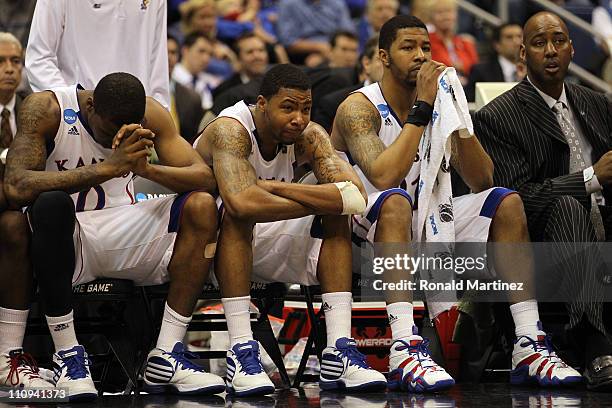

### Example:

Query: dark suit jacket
xmin=212 ymin=73 xmax=244 ymax=99
xmin=312 ymin=83 xmax=362 ymax=132
xmin=473 ymin=79 xmax=612 ymax=238
xmin=174 ymin=82 xmax=204 ymax=145
xmin=466 ymin=58 xmax=504 ymax=102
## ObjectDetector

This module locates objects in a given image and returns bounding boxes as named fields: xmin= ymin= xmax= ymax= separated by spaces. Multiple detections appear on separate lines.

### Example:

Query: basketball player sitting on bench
xmin=195 ymin=64 xmax=387 ymax=397
xmin=4 ymin=72 xmax=225 ymax=401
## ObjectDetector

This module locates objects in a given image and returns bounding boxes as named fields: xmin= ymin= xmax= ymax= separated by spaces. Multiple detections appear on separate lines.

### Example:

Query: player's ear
xmin=86 ymin=97 xmax=94 ymax=113
xmin=256 ymin=95 xmax=267 ymax=111
xmin=379 ymin=48 xmax=390 ymax=68
xmin=519 ymin=44 xmax=526 ymax=63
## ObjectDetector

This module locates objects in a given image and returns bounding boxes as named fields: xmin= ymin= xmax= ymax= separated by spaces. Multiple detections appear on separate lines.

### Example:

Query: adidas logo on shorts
xmin=68 ymin=126 xmax=80 ymax=136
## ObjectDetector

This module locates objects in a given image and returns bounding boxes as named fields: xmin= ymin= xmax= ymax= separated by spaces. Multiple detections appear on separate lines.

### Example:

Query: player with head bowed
xmin=4 ymin=72 xmax=225 ymax=400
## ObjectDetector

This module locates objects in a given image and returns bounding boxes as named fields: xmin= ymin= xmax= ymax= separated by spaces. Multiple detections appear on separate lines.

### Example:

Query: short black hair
xmin=183 ymin=31 xmax=210 ymax=48
xmin=379 ymin=15 xmax=427 ymax=51
xmin=93 ymin=72 xmax=146 ymax=127
xmin=331 ymin=30 xmax=358 ymax=48
xmin=493 ymin=22 xmax=521 ymax=43
xmin=259 ymin=64 xmax=311 ymax=99
xmin=364 ymin=35 xmax=380 ymax=60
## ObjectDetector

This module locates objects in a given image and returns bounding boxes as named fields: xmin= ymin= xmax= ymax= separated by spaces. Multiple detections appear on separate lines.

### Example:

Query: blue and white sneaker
xmin=511 ymin=322 xmax=581 ymax=386
xmin=52 ymin=345 xmax=97 ymax=401
xmin=387 ymin=327 xmax=455 ymax=393
xmin=319 ymin=337 xmax=387 ymax=392
xmin=143 ymin=342 xmax=225 ymax=395
xmin=226 ymin=340 xmax=275 ymax=397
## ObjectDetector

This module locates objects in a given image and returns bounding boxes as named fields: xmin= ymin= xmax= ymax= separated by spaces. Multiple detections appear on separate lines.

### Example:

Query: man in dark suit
xmin=474 ymin=12 xmax=612 ymax=391
xmin=168 ymin=35 xmax=204 ymax=144
xmin=467 ymin=23 xmax=524 ymax=102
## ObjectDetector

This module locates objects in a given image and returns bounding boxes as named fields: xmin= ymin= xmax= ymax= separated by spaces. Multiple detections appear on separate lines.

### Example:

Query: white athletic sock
xmin=0 ymin=307 xmax=29 ymax=355
xmin=428 ymin=301 xmax=455 ymax=320
xmin=387 ymin=302 xmax=415 ymax=341
xmin=510 ymin=299 xmax=540 ymax=338
xmin=321 ymin=292 xmax=352 ymax=347
xmin=155 ymin=302 xmax=192 ymax=351
xmin=46 ymin=311 xmax=79 ymax=353
xmin=222 ymin=296 xmax=253 ymax=347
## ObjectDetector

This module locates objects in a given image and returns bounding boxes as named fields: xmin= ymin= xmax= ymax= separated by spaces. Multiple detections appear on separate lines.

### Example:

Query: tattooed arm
xmin=334 ymin=93 xmax=424 ymax=190
xmin=4 ymin=92 xmax=124 ymax=207
xmin=134 ymin=98 xmax=216 ymax=193
xmin=262 ymin=122 xmax=366 ymax=205
xmin=450 ymin=130 xmax=494 ymax=193
xmin=205 ymin=119 xmax=343 ymax=222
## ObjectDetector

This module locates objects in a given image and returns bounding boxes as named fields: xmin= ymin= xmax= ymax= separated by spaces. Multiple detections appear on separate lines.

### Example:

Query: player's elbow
xmin=370 ymin=173 xmax=403 ymax=192
xmin=4 ymin=174 xmax=34 ymax=208
xmin=223 ymin=195 xmax=255 ymax=221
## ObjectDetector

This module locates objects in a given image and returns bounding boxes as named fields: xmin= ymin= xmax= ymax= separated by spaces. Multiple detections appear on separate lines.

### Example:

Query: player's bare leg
xmin=0 ymin=210 xmax=51 ymax=390
xmin=490 ymin=193 xmax=581 ymax=386
xmin=317 ymin=214 xmax=387 ymax=392
xmin=144 ymin=191 xmax=225 ymax=396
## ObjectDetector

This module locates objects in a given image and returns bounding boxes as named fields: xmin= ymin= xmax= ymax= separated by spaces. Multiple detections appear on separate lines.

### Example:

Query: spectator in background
xmin=0 ymin=0 xmax=37 ymax=48
xmin=329 ymin=31 xmax=361 ymax=69
xmin=176 ymin=0 xmax=239 ymax=78
xmin=0 ymin=33 xmax=24 ymax=154
xmin=213 ymin=32 xmax=269 ymax=98
xmin=277 ymin=0 xmax=354 ymax=66
xmin=592 ymin=0 xmax=612 ymax=83
xmin=173 ymin=33 xmax=222 ymax=111
xmin=429 ymin=0 xmax=479 ymax=86
xmin=357 ymin=0 xmax=399 ymax=52
xmin=313 ymin=36 xmax=384 ymax=132
xmin=25 ymin=0 xmax=169 ymax=108
xmin=168 ymin=35 xmax=205 ymax=144
xmin=467 ymin=23 xmax=524 ymax=101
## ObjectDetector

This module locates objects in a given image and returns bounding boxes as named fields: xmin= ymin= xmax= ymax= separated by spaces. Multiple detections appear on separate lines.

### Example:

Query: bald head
xmin=520 ymin=11 xmax=573 ymax=98
xmin=523 ymin=12 xmax=569 ymax=43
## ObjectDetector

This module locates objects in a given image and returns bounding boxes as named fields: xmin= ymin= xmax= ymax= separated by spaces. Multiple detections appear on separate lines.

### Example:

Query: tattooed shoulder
xmin=208 ymin=118 xmax=252 ymax=159
xmin=335 ymin=94 xmax=381 ymax=138
xmin=18 ymin=92 xmax=60 ymax=137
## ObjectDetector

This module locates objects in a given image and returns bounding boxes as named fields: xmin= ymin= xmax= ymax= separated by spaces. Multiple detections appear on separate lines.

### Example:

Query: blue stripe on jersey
xmin=479 ymin=187 xmax=515 ymax=219
xmin=168 ymin=191 xmax=197 ymax=233
xmin=365 ymin=188 xmax=413 ymax=224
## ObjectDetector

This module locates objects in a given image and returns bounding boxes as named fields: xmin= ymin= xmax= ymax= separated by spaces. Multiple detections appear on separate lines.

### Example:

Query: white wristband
xmin=334 ymin=181 xmax=366 ymax=215
xmin=0 ymin=148 xmax=8 ymax=164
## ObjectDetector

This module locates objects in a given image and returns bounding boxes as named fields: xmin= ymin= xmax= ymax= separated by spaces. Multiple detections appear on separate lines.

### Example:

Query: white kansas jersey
xmin=215 ymin=100 xmax=296 ymax=183
xmin=47 ymin=85 xmax=135 ymax=212
xmin=336 ymin=83 xmax=422 ymax=205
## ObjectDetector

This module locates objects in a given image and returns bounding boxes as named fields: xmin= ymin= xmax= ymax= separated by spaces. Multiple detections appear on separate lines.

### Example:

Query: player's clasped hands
xmin=106 ymin=124 xmax=155 ymax=177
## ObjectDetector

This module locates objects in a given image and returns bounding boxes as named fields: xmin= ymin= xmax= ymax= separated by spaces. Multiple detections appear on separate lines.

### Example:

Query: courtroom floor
xmin=5 ymin=383 xmax=612 ymax=408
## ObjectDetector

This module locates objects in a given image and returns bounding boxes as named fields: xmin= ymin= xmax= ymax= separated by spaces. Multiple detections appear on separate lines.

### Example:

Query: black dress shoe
xmin=584 ymin=355 xmax=612 ymax=391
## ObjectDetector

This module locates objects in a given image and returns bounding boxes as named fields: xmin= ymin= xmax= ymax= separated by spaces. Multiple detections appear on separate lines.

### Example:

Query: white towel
xmin=416 ymin=67 xmax=473 ymax=243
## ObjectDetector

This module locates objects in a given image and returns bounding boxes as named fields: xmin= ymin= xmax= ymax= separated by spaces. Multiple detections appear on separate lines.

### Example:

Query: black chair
xmin=26 ymin=278 xmax=144 ymax=394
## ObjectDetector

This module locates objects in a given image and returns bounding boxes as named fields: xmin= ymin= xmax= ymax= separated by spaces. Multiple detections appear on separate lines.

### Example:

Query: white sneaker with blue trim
xmin=143 ymin=342 xmax=225 ymax=395
xmin=226 ymin=340 xmax=275 ymax=397
xmin=319 ymin=337 xmax=387 ymax=391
